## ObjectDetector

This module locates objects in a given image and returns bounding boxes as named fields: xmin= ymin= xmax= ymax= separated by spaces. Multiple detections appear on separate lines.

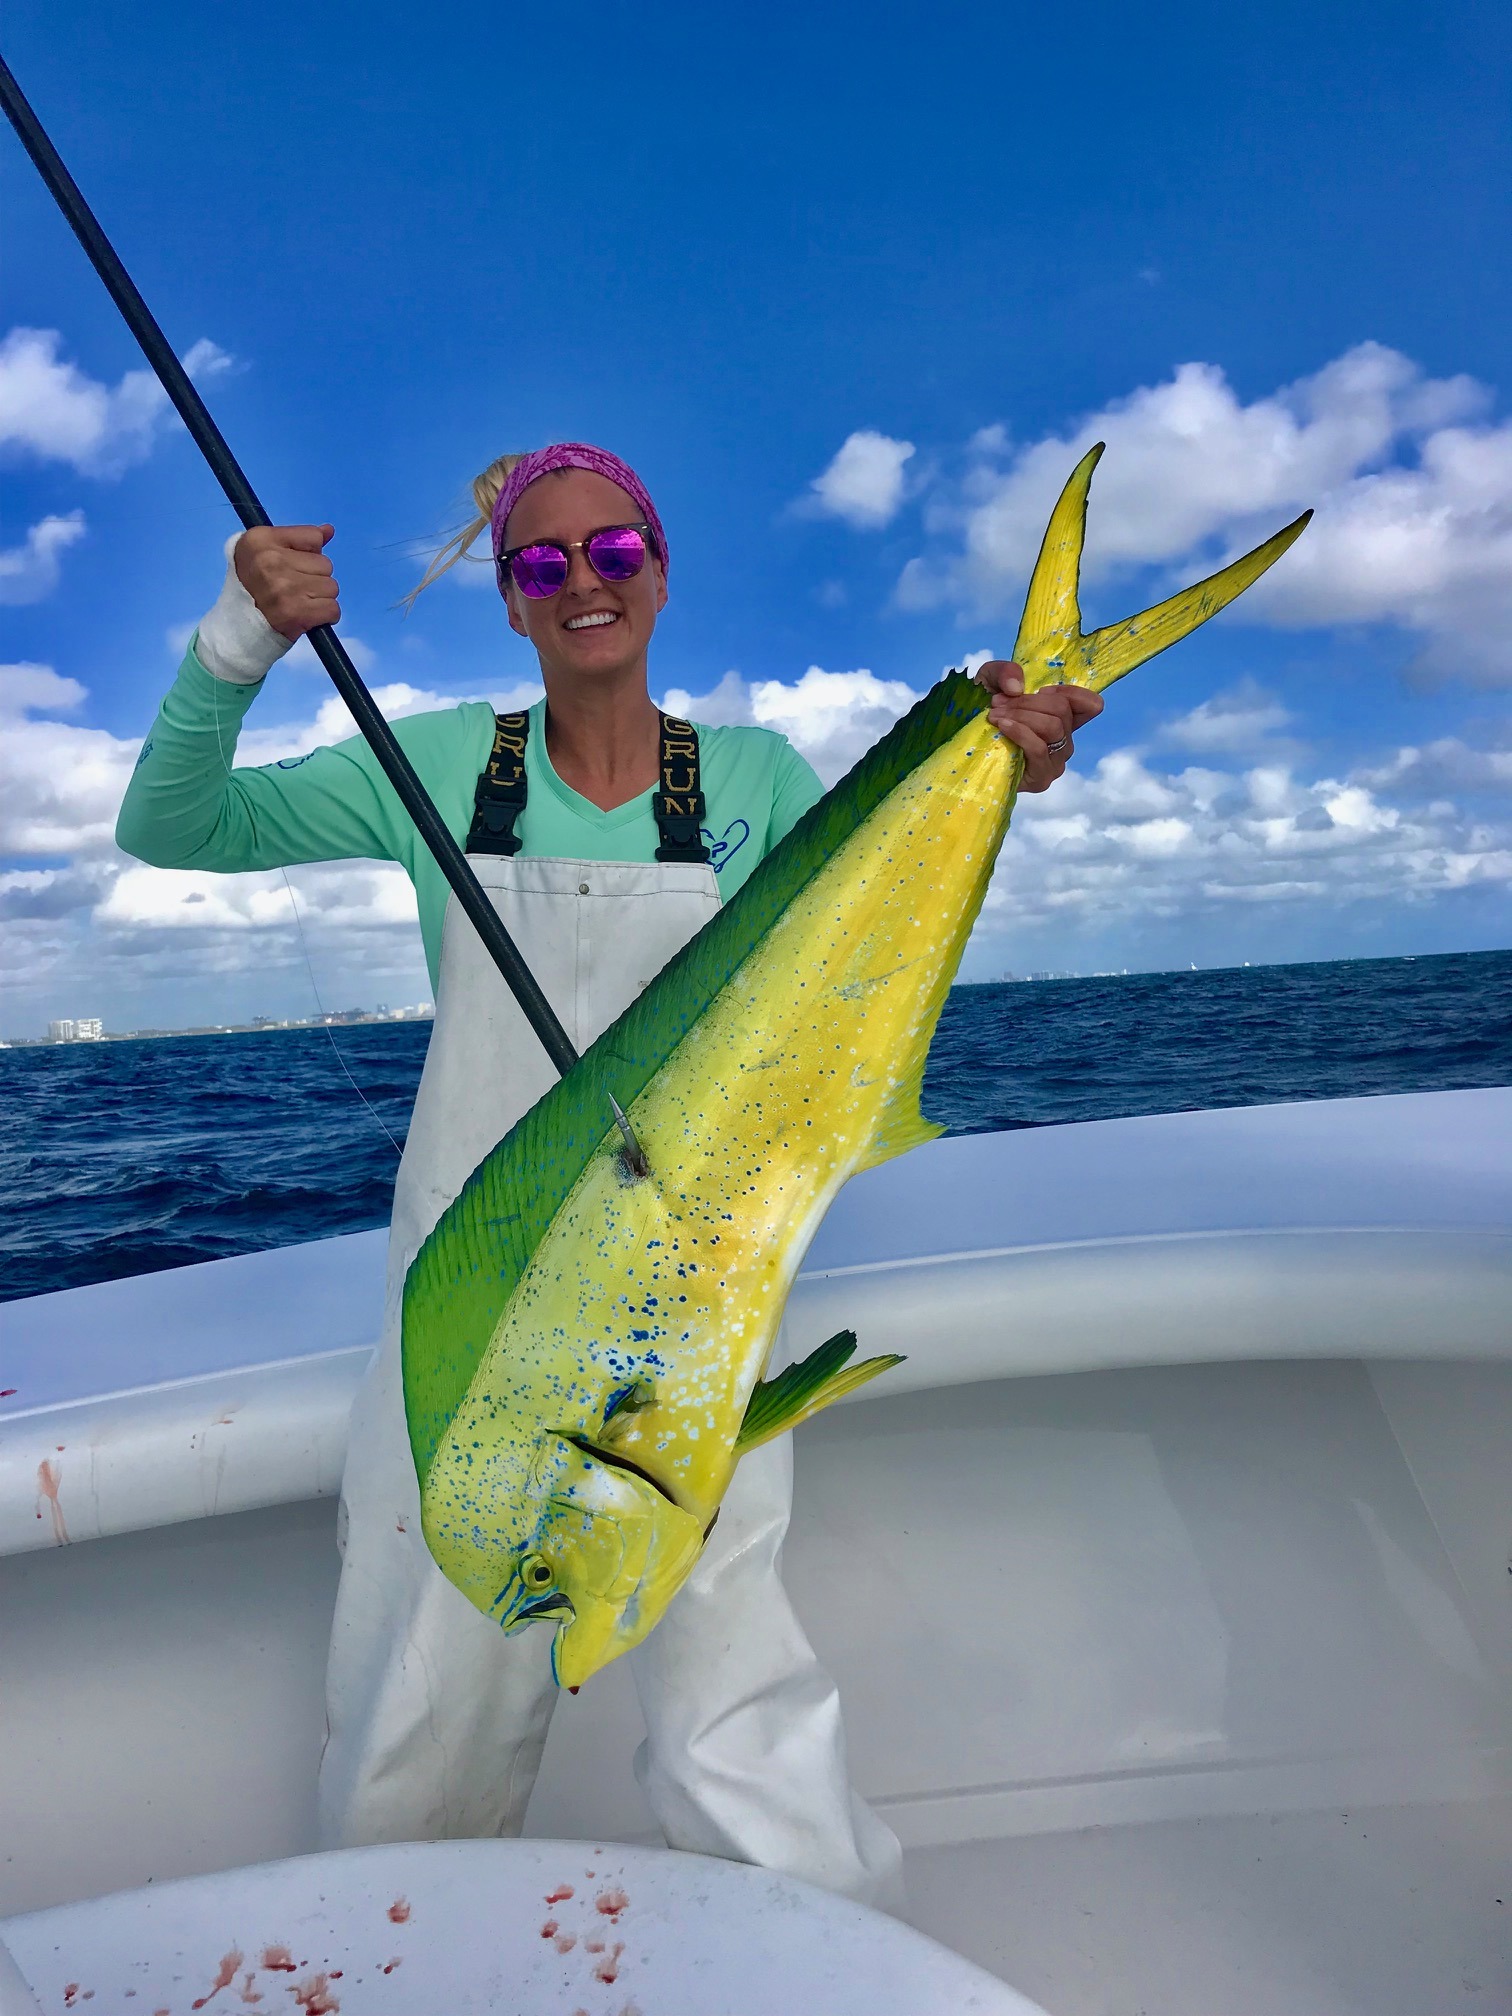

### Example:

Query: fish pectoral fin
xmin=736 ymin=1329 xmax=906 ymax=1452
xmin=1011 ymin=441 xmax=1313 ymax=696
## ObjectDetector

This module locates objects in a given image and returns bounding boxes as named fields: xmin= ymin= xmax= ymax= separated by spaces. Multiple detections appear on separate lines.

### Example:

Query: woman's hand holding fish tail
xmin=974 ymin=660 xmax=1104 ymax=791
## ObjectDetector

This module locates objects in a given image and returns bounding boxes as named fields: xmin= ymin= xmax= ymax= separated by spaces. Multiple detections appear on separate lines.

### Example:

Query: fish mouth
xmin=513 ymin=1592 xmax=572 ymax=1623
xmin=563 ymin=1433 xmax=682 ymax=1511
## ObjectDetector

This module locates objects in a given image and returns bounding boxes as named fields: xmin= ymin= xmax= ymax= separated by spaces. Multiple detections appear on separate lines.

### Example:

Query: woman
xmin=116 ymin=442 xmax=1102 ymax=1904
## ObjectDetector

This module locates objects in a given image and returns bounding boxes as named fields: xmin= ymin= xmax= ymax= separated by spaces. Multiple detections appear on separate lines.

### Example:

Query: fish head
xmin=491 ymin=1434 xmax=706 ymax=1688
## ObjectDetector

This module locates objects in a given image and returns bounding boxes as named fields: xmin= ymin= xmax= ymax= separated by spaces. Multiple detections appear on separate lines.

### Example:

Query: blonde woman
xmin=117 ymin=442 xmax=1101 ymax=1901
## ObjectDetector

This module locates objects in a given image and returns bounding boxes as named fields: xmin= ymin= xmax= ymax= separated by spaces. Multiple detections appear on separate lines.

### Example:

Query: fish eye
xmin=521 ymin=1552 xmax=553 ymax=1590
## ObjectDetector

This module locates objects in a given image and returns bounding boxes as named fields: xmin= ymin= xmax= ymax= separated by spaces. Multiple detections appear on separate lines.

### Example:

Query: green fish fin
xmin=736 ymin=1329 xmax=906 ymax=1452
xmin=1012 ymin=442 xmax=1313 ymax=696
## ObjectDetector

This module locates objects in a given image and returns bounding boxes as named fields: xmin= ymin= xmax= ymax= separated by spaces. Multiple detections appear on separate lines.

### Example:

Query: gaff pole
xmin=0 ymin=55 xmax=649 ymax=1171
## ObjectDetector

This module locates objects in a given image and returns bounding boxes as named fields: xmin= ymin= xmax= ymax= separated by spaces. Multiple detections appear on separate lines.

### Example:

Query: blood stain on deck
xmin=290 ymin=1973 xmax=339 ymax=2014
xmin=191 ymin=1948 xmax=243 ymax=2006
xmin=260 ymin=1947 xmax=298 ymax=1973
xmin=387 ymin=1897 xmax=411 ymax=1924
xmin=36 ymin=1457 xmax=68 ymax=1543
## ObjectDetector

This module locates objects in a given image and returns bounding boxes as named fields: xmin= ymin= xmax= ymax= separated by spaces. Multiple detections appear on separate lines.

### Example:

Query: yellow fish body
xmin=402 ymin=448 xmax=1309 ymax=1687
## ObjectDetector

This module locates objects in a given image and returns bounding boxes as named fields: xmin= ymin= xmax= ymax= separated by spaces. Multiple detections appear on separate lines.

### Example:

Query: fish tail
xmin=1012 ymin=443 xmax=1312 ymax=695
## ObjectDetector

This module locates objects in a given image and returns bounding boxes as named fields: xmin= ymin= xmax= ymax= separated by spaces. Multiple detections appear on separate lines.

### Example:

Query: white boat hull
xmin=3 ymin=1090 xmax=1509 ymax=2011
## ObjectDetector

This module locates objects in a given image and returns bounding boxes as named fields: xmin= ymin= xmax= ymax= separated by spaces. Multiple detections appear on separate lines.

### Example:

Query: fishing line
xmin=209 ymin=652 xmax=404 ymax=1162
xmin=279 ymin=868 xmax=405 ymax=1161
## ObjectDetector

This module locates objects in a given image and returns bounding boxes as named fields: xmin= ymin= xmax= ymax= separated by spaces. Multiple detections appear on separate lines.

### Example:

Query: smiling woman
xmin=109 ymin=441 xmax=866 ymax=1901
xmin=110 ymin=435 xmax=1098 ymax=1912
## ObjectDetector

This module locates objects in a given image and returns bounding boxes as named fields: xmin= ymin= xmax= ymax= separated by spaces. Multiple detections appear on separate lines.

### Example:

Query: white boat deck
xmin=2 ymin=1089 xmax=1509 ymax=2011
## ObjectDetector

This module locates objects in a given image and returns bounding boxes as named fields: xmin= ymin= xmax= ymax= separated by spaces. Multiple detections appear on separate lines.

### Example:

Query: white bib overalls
xmin=317 ymin=851 xmax=901 ymax=1906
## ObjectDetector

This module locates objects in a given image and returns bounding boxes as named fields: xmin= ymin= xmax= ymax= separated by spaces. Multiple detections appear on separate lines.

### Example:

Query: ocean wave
xmin=3 ymin=952 xmax=1508 ymax=1303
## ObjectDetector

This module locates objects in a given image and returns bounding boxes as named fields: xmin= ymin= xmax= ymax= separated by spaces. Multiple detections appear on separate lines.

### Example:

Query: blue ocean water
xmin=2 ymin=950 xmax=1508 ymax=1305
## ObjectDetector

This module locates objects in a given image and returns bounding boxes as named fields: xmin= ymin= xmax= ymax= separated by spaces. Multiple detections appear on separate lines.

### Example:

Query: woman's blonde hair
xmin=403 ymin=450 xmax=534 ymax=608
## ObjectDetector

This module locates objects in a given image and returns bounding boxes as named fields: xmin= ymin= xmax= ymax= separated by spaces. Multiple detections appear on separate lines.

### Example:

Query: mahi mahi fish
xmin=402 ymin=446 xmax=1310 ymax=1688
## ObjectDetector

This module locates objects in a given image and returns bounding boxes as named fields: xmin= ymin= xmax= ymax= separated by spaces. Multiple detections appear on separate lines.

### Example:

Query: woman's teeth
xmin=565 ymin=611 xmax=619 ymax=630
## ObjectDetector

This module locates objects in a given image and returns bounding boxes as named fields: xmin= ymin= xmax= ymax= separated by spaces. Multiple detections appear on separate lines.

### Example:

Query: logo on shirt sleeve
xmin=702 ymin=818 xmax=751 ymax=873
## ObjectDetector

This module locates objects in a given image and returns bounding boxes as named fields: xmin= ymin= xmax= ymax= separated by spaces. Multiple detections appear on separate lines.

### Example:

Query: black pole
xmin=0 ymin=53 xmax=583 ymax=1085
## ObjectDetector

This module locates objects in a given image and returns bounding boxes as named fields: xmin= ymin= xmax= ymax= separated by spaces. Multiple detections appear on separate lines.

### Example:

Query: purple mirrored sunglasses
xmin=497 ymin=521 xmax=653 ymax=600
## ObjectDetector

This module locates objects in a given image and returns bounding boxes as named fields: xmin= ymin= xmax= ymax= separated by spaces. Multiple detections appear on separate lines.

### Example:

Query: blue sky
xmin=2 ymin=0 xmax=1509 ymax=1032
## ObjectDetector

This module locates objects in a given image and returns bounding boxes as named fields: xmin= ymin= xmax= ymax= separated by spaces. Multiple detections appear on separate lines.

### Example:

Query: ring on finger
xmin=1045 ymin=734 xmax=1070 ymax=755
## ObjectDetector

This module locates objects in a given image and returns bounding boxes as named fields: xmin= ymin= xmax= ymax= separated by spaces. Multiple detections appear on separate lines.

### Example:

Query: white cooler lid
xmin=2 ymin=1839 xmax=1046 ymax=2015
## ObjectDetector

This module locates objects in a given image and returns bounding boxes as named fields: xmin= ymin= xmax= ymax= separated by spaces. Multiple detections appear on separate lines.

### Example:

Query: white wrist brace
xmin=193 ymin=533 xmax=295 ymax=684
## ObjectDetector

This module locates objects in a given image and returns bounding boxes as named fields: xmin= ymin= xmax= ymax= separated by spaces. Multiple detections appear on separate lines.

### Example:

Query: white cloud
xmin=235 ymin=675 xmax=539 ymax=766
xmin=663 ymin=665 xmax=920 ymax=784
xmin=1158 ymin=678 xmax=1294 ymax=754
xmin=0 ymin=662 xmax=88 ymax=716
xmin=96 ymin=860 xmax=418 ymax=934
xmin=0 ymin=656 xmax=539 ymax=938
xmin=1359 ymin=737 xmax=1512 ymax=796
xmin=667 ymin=660 xmax=1511 ymax=954
xmin=181 ymin=338 xmax=235 ymax=382
xmin=0 ymin=655 xmax=522 ymax=1028
xmin=802 ymin=430 xmax=916 ymax=529
xmin=0 ymin=661 xmax=140 ymax=857
xmin=4 ymin=646 xmax=1507 ymax=1031
xmin=895 ymin=343 xmax=1512 ymax=684
xmin=1243 ymin=417 xmax=1512 ymax=681
xmin=0 ymin=511 xmax=87 ymax=605
xmin=0 ymin=327 xmax=234 ymax=478
xmin=0 ymin=865 xmax=111 ymax=921
xmin=980 ymin=742 xmax=1511 ymax=944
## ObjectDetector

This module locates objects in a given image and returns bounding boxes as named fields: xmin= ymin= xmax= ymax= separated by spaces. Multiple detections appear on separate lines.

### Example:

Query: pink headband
xmin=489 ymin=442 xmax=669 ymax=580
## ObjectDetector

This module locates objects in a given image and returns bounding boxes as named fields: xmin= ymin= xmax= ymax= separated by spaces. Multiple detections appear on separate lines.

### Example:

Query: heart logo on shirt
xmin=702 ymin=818 xmax=751 ymax=873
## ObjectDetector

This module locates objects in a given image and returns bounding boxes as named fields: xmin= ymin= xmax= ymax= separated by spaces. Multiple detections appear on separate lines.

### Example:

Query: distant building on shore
xmin=49 ymin=1018 xmax=103 ymax=1042
xmin=14 ymin=1004 xmax=434 ymax=1047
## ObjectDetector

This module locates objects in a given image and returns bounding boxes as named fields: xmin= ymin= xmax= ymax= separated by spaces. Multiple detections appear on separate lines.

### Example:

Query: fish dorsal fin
xmin=736 ymin=1329 xmax=905 ymax=1452
xmin=1012 ymin=442 xmax=1312 ymax=696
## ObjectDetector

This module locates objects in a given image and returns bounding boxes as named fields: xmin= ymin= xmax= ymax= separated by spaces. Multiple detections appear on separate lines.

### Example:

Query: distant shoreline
xmin=4 ymin=945 xmax=1507 ymax=1049
xmin=1 ymin=1008 xmax=435 ymax=1050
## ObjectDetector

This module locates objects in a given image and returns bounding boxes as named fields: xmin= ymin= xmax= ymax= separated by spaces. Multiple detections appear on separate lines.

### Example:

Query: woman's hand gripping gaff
xmin=235 ymin=523 xmax=341 ymax=642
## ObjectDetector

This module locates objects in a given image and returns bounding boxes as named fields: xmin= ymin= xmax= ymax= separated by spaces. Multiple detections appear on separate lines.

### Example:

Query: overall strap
xmin=655 ymin=713 xmax=711 ymax=865
xmin=466 ymin=710 xmax=529 ymax=856
xmin=467 ymin=708 xmax=711 ymax=865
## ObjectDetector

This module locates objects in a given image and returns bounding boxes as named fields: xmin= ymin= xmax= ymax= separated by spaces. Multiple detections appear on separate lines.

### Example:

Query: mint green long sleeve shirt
xmin=116 ymin=647 xmax=826 ymax=990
